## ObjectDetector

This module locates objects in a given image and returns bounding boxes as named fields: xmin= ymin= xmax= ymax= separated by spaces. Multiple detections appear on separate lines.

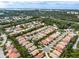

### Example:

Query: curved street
xmin=73 ymin=37 xmax=79 ymax=50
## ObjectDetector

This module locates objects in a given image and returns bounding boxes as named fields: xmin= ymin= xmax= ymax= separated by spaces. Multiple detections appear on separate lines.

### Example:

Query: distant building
xmin=67 ymin=11 xmax=79 ymax=14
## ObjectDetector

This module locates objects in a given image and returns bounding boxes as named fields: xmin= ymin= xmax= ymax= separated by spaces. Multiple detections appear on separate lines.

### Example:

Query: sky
xmin=0 ymin=1 xmax=79 ymax=9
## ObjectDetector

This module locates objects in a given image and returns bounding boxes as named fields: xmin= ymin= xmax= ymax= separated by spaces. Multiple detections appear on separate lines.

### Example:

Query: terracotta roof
xmin=58 ymin=42 xmax=66 ymax=46
xmin=54 ymin=45 xmax=63 ymax=53
xmin=41 ymin=40 xmax=49 ymax=45
xmin=55 ymin=44 xmax=65 ymax=50
xmin=53 ymin=50 xmax=61 ymax=56
xmin=49 ymin=53 xmax=58 ymax=58
xmin=6 ymin=44 xmax=20 ymax=58
xmin=35 ymin=52 xmax=44 ymax=58
xmin=30 ymin=49 xmax=39 ymax=56
xmin=62 ymin=36 xmax=71 ymax=43
xmin=28 ymin=46 xmax=37 ymax=52
xmin=46 ymin=38 xmax=51 ymax=42
xmin=25 ymin=43 xmax=33 ymax=48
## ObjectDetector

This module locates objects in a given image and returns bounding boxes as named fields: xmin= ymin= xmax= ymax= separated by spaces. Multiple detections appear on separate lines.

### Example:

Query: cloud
xmin=0 ymin=1 xmax=15 ymax=8
xmin=0 ymin=2 xmax=6 ymax=8
xmin=0 ymin=1 xmax=79 ymax=9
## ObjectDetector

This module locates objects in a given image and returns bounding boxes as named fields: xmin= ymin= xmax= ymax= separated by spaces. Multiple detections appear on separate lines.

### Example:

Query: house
xmin=62 ymin=36 xmax=71 ymax=44
xmin=49 ymin=53 xmax=58 ymax=58
xmin=35 ymin=52 xmax=44 ymax=58
xmin=28 ymin=46 xmax=37 ymax=52
xmin=58 ymin=42 xmax=66 ymax=46
xmin=25 ymin=43 xmax=33 ymax=48
xmin=30 ymin=49 xmax=39 ymax=56
xmin=41 ymin=40 xmax=49 ymax=45
xmin=5 ymin=42 xmax=20 ymax=58
xmin=53 ymin=50 xmax=61 ymax=57
xmin=54 ymin=44 xmax=64 ymax=53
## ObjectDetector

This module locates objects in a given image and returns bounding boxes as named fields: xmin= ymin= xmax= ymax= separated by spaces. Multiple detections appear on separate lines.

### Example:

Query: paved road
xmin=73 ymin=37 xmax=79 ymax=50
xmin=0 ymin=48 xmax=5 ymax=58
